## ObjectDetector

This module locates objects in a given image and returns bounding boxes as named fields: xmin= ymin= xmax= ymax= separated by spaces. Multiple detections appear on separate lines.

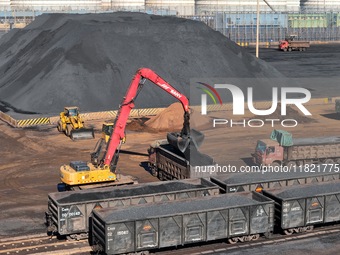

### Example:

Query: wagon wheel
xmin=148 ymin=163 xmax=158 ymax=177
xmin=284 ymin=229 xmax=294 ymax=235
xmin=288 ymin=47 xmax=292 ymax=52
xmin=228 ymin=237 xmax=239 ymax=244
xmin=270 ymin=162 xmax=281 ymax=168
xmin=306 ymin=225 xmax=314 ymax=232
xmin=286 ymin=161 xmax=297 ymax=168
xmin=296 ymin=160 xmax=304 ymax=166
xmin=324 ymin=159 xmax=334 ymax=164
xmin=151 ymin=168 xmax=158 ymax=177
xmin=238 ymin=236 xmax=245 ymax=242
xmin=158 ymin=171 xmax=165 ymax=181
xmin=251 ymin=234 xmax=260 ymax=240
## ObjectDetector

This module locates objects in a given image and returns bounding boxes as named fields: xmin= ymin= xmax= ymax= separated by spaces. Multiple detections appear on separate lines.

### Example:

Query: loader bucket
xmin=70 ymin=128 xmax=95 ymax=140
xmin=167 ymin=130 xmax=214 ymax=166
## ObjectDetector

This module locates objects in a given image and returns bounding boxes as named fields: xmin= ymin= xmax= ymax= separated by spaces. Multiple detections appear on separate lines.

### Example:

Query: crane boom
xmin=103 ymin=68 xmax=190 ymax=170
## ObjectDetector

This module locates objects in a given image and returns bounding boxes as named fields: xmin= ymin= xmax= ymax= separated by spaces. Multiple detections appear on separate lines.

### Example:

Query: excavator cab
xmin=102 ymin=123 xmax=113 ymax=143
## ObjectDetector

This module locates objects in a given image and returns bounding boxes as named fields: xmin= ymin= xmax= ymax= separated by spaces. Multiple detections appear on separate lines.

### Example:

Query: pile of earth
xmin=0 ymin=12 xmax=284 ymax=115
xmin=144 ymin=102 xmax=211 ymax=131
xmin=126 ymin=102 xmax=210 ymax=132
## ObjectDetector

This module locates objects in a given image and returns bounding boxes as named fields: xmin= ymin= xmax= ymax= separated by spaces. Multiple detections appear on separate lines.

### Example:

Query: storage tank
xmin=195 ymin=0 xmax=300 ymax=15
xmin=10 ymin=0 xmax=102 ymax=11
xmin=102 ymin=0 xmax=145 ymax=11
xmin=286 ymin=0 xmax=300 ymax=12
xmin=301 ymin=0 xmax=340 ymax=12
xmin=145 ymin=0 xmax=195 ymax=16
xmin=0 ymin=0 xmax=10 ymax=7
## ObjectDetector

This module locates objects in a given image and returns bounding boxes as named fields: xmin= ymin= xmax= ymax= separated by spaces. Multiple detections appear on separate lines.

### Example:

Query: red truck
xmin=252 ymin=130 xmax=340 ymax=167
xmin=279 ymin=35 xmax=310 ymax=52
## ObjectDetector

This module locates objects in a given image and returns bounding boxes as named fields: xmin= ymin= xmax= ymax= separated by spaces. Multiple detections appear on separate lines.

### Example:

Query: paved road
xmin=246 ymin=44 xmax=340 ymax=78
xmin=246 ymin=44 xmax=340 ymax=98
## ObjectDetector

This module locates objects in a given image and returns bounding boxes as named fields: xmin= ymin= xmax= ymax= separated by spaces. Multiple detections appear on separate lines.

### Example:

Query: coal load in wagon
xmin=211 ymin=167 xmax=340 ymax=193
xmin=46 ymin=178 xmax=220 ymax=237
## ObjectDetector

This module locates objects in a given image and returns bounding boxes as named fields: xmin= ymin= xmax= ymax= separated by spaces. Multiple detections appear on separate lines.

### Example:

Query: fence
xmin=2 ymin=7 xmax=340 ymax=42
xmin=187 ymin=11 xmax=340 ymax=43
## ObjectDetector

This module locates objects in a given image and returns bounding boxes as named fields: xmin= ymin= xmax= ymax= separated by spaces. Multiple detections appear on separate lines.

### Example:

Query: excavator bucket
xmin=166 ymin=128 xmax=214 ymax=165
xmin=70 ymin=128 xmax=95 ymax=140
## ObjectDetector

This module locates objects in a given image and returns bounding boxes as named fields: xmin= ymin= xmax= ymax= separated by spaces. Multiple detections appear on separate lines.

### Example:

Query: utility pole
xmin=256 ymin=0 xmax=260 ymax=58
xmin=256 ymin=0 xmax=276 ymax=58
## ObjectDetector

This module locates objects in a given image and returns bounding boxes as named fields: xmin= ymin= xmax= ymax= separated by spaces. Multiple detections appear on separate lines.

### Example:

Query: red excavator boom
xmin=102 ymin=68 xmax=194 ymax=171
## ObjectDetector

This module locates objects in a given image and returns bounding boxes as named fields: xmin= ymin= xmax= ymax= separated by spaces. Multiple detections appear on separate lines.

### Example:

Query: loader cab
xmin=65 ymin=107 xmax=79 ymax=117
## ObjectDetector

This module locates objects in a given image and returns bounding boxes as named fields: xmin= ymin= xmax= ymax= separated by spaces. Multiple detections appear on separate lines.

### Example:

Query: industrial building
xmin=0 ymin=1 xmax=340 ymax=14
xmin=1 ymin=1 xmax=340 ymax=42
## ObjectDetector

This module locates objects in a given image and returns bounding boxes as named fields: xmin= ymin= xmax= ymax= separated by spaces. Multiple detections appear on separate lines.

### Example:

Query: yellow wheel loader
xmin=57 ymin=107 xmax=95 ymax=140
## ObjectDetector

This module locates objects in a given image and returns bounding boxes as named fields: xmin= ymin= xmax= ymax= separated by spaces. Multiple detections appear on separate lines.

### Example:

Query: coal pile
xmin=0 ymin=12 xmax=283 ymax=115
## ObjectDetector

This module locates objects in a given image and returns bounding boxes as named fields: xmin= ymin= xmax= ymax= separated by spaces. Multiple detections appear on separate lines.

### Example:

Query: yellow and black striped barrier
xmin=17 ymin=117 xmax=50 ymax=127
xmin=1 ymin=97 xmax=340 ymax=128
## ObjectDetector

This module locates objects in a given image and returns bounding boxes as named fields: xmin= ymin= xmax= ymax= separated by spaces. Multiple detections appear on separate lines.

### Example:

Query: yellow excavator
xmin=57 ymin=107 xmax=95 ymax=140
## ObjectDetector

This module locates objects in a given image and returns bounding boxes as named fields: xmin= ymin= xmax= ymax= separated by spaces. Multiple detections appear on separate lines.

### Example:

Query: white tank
xmin=102 ymin=0 xmax=145 ymax=10
xmin=0 ymin=0 xmax=10 ymax=8
xmin=10 ymin=0 xmax=102 ymax=10
xmin=145 ymin=0 xmax=195 ymax=16
xmin=195 ymin=0 xmax=300 ymax=14
xmin=301 ymin=0 xmax=340 ymax=12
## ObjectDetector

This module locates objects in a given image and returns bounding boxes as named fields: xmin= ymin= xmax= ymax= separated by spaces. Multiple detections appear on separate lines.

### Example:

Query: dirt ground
xmin=0 ymin=103 xmax=339 ymax=238
xmin=1 ymin=44 xmax=340 ymax=255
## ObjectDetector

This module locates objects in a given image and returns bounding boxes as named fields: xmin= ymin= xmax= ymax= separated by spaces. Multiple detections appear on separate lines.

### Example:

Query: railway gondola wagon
xmin=46 ymin=178 xmax=220 ymax=239
xmin=262 ymin=181 xmax=340 ymax=235
xmin=91 ymin=192 xmax=274 ymax=255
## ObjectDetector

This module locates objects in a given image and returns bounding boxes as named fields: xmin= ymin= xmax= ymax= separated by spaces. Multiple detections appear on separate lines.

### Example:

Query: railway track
xmin=1 ymin=225 xmax=339 ymax=255
xmin=152 ymin=225 xmax=340 ymax=255
xmin=0 ymin=234 xmax=91 ymax=255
